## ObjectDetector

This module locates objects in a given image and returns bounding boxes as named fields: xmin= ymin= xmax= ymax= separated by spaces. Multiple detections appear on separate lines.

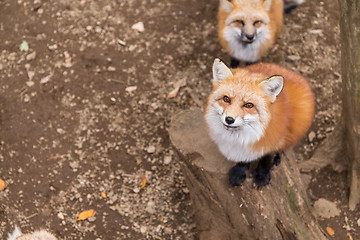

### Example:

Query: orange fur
xmin=238 ymin=63 xmax=314 ymax=153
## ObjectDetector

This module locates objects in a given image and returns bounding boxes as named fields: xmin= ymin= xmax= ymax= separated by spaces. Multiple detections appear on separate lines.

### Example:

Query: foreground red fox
xmin=218 ymin=0 xmax=304 ymax=67
xmin=205 ymin=59 xmax=314 ymax=186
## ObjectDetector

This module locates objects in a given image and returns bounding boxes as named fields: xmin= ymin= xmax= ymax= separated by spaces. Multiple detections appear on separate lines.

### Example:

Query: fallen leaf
xmin=101 ymin=192 xmax=107 ymax=199
xmin=20 ymin=41 xmax=29 ymax=52
xmin=77 ymin=209 xmax=96 ymax=221
xmin=131 ymin=22 xmax=144 ymax=32
xmin=125 ymin=86 xmax=137 ymax=93
xmin=0 ymin=179 xmax=6 ymax=191
xmin=140 ymin=177 xmax=147 ymax=189
xmin=167 ymin=86 xmax=180 ymax=99
xmin=167 ymin=78 xmax=187 ymax=99
xmin=326 ymin=226 xmax=335 ymax=236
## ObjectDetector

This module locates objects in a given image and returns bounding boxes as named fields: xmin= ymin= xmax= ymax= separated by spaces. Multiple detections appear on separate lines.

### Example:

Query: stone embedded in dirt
xmin=48 ymin=44 xmax=58 ymax=50
xmin=87 ymin=216 xmax=96 ymax=222
xmin=140 ymin=226 xmax=147 ymax=234
xmin=57 ymin=212 xmax=65 ymax=220
xmin=287 ymin=55 xmax=301 ymax=61
xmin=131 ymin=22 xmax=144 ymax=33
xmin=164 ymin=156 xmax=172 ymax=165
xmin=164 ymin=227 xmax=172 ymax=235
xmin=26 ymin=80 xmax=34 ymax=87
xmin=308 ymin=131 xmax=316 ymax=142
xmin=146 ymin=145 xmax=156 ymax=154
xmin=312 ymin=198 xmax=341 ymax=218
xmin=107 ymin=66 xmax=116 ymax=72
xmin=145 ymin=201 xmax=156 ymax=214
xmin=27 ymin=71 xmax=35 ymax=81
xmin=26 ymin=51 xmax=36 ymax=61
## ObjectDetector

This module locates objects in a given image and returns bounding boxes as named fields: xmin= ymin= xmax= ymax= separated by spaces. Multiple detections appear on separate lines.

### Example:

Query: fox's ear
xmin=259 ymin=75 xmax=284 ymax=102
xmin=220 ymin=0 xmax=234 ymax=13
xmin=212 ymin=58 xmax=233 ymax=84
xmin=263 ymin=0 xmax=272 ymax=11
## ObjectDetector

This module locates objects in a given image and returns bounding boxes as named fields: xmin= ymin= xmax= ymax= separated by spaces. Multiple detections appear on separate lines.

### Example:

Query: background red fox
xmin=205 ymin=58 xmax=314 ymax=186
xmin=218 ymin=0 xmax=304 ymax=67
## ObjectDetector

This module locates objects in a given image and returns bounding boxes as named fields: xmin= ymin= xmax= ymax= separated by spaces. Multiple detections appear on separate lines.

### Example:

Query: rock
xmin=88 ymin=216 xmax=96 ymax=222
xmin=312 ymin=198 xmax=341 ymax=218
xmin=140 ymin=226 xmax=147 ymax=234
xmin=131 ymin=22 xmax=144 ymax=32
xmin=26 ymin=51 xmax=37 ymax=61
xmin=146 ymin=145 xmax=156 ymax=154
xmin=308 ymin=131 xmax=316 ymax=142
xmin=164 ymin=156 xmax=172 ymax=165
xmin=107 ymin=66 xmax=116 ymax=72
xmin=26 ymin=80 xmax=35 ymax=87
xmin=287 ymin=55 xmax=301 ymax=61
xmin=57 ymin=212 xmax=65 ymax=220
xmin=48 ymin=44 xmax=58 ymax=50
xmin=27 ymin=71 xmax=35 ymax=81
xmin=145 ymin=201 xmax=156 ymax=214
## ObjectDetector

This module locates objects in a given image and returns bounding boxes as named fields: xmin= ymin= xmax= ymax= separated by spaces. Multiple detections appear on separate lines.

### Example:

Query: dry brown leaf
xmin=326 ymin=226 xmax=335 ymax=236
xmin=0 ymin=179 xmax=6 ymax=191
xmin=167 ymin=78 xmax=186 ymax=99
xmin=77 ymin=209 xmax=96 ymax=221
xmin=101 ymin=192 xmax=107 ymax=199
xmin=140 ymin=177 xmax=147 ymax=189
xmin=167 ymin=86 xmax=180 ymax=99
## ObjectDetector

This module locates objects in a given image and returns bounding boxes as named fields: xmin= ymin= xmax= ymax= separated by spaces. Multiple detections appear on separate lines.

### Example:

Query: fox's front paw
xmin=228 ymin=163 xmax=249 ymax=186
xmin=252 ymin=168 xmax=271 ymax=187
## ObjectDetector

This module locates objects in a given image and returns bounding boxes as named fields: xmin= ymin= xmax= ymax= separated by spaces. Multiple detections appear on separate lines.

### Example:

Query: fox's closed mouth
xmin=224 ymin=124 xmax=239 ymax=130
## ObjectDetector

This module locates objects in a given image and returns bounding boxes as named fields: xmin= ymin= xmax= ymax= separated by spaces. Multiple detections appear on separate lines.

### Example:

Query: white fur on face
xmin=205 ymin=96 xmax=268 ymax=162
xmin=223 ymin=12 xmax=271 ymax=62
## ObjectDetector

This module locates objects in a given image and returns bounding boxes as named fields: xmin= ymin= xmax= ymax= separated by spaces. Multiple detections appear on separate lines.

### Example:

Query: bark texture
xmin=339 ymin=0 xmax=360 ymax=210
xmin=169 ymin=110 xmax=326 ymax=240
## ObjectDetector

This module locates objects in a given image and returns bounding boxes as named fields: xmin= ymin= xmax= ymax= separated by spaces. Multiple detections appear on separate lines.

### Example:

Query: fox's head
xmin=205 ymin=58 xmax=283 ymax=145
xmin=220 ymin=0 xmax=272 ymax=45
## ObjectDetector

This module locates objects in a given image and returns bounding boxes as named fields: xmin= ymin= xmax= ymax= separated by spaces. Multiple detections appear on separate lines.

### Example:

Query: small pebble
xmin=146 ymin=145 xmax=156 ymax=154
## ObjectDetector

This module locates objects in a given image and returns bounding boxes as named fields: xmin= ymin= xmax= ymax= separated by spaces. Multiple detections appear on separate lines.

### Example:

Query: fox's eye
xmin=223 ymin=95 xmax=231 ymax=103
xmin=243 ymin=102 xmax=254 ymax=108
xmin=235 ymin=20 xmax=245 ymax=26
xmin=254 ymin=20 xmax=262 ymax=28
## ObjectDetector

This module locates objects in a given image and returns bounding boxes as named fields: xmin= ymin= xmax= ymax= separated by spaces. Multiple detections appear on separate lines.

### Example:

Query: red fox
xmin=205 ymin=58 xmax=314 ymax=186
xmin=218 ymin=0 xmax=304 ymax=67
xmin=7 ymin=226 xmax=57 ymax=240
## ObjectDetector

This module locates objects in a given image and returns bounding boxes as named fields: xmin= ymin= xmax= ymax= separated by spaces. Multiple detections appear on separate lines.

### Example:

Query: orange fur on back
xmin=242 ymin=63 xmax=315 ymax=153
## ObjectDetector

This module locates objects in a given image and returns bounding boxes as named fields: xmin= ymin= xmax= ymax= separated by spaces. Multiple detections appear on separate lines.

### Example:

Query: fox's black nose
xmin=246 ymin=34 xmax=255 ymax=41
xmin=225 ymin=116 xmax=235 ymax=125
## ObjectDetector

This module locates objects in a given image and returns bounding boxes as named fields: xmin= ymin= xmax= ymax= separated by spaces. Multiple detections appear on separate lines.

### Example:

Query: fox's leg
xmin=228 ymin=162 xmax=250 ymax=186
xmin=230 ymin=57 xmax=240 ymax=68
xmin=252 ymin=154 xmax=274 ymax=187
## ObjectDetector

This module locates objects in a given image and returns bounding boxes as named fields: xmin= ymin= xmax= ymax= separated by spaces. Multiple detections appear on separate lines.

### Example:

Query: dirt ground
xmin=0 ymin=0 xmax=358 ymax=239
